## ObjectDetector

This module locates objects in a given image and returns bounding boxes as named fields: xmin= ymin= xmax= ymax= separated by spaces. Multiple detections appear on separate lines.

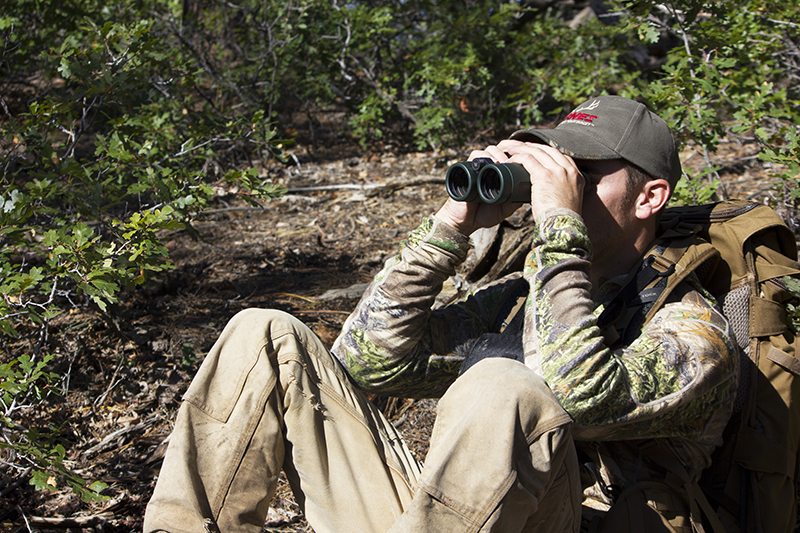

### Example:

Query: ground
xmin=0 ymin=136 xmax=794 ymax=531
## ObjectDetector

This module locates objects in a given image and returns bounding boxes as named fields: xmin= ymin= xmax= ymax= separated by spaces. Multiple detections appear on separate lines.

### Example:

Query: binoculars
xmin=445 ymin=158 xmax=589 ymax=204
xmin=445 ymin=158 xmax=531 ymax=204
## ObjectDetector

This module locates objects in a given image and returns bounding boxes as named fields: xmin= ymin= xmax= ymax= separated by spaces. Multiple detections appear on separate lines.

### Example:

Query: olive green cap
xmin=510 ymin=96 xmax=682 ymax=188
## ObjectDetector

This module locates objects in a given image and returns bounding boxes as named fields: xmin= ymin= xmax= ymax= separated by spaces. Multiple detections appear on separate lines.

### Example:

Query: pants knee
xmin=454 ymin=358 xmax=550 ymax=406
xmin=227 ymin=308 xmax=304 ymax=338
xmin=445 ymin=358 xmax=571 ymax=437
xmin=462 ymin=357 xmax=539 ymax=393
xmin=223 ymin=308 xmax=325 ymax=358
xmin=183 ymin=308 xmax=310 ymax=422
xmin=224 ymin=307 xmax=346 ymax=387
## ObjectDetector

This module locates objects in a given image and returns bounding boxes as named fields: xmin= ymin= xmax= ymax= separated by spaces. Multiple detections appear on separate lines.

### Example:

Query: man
xmin=144 ymin=96 xmax=737 ymax=533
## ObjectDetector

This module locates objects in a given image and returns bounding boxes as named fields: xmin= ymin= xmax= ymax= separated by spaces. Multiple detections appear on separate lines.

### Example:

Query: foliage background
xmin=1 ymin=0 xmax=799 ymax=522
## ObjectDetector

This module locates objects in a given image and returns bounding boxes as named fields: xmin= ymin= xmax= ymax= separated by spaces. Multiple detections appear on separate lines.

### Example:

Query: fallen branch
xmin=295 ymin=309 xmax=352 ymax=315
xmin=287 ymin=175 xmax=443 ymax=194
xmin=28 ymin=512 xmax=113 ymax=528
xmin=199 ymin=176 xmax=444 ymax=214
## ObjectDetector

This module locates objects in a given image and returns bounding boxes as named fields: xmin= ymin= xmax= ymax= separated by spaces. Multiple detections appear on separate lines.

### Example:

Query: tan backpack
xmin=597 ymin=199 xmax=800 ymax=532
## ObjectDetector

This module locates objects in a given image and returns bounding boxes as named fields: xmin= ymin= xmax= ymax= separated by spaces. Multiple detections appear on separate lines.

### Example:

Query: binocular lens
xmin=445 ymin=161 xmax=482 ymax=202
xmin=478 ymin=167 xmax=502 ymax=202
xmin=446 ymin=166 xmax=471 ymax=199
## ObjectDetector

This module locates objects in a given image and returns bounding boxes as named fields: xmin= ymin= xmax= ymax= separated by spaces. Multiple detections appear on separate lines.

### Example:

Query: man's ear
xmin=634 ymin=179 xmax=671 ymax=221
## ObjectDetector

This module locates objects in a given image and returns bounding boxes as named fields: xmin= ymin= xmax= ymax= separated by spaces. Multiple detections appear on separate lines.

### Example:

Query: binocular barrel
xmin=445 ymin=159 xmax=531 ymax=204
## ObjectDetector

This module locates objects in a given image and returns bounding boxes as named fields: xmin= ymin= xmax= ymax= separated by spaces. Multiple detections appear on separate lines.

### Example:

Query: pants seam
xmin=420 ymin=470 xmax=518 ymax=533
xmin=526 ymin=412 xmax=573 ymax=446
xmin=210 ymin=354 xmax=277 ymax=517
xmin=279 ymin=352 xmax=417 ymax=496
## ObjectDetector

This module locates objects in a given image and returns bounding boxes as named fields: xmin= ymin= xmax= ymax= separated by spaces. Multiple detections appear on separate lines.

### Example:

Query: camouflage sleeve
xmin=331 ymin=216 xmax=515 ymax=398
xmin=524 ymin=210 xmax=738 ymax=446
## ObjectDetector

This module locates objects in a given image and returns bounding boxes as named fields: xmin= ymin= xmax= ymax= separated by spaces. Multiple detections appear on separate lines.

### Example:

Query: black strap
xmin=597 ymin=243 xmax=675 ymax=346
xmin=490 ymin=277 xmax=529 ymax=333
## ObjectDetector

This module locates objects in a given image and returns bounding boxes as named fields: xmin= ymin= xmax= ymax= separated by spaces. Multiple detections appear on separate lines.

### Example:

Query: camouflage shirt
xmin=332 ymin=209 xmax=738 ymax=482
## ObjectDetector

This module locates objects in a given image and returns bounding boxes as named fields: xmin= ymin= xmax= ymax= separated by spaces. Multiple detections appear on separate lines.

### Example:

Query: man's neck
xmin=590 ymin=230 xmax=656 ymax=295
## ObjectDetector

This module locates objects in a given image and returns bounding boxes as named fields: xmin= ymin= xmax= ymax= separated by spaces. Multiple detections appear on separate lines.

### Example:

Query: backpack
xmin=598 ymin=199 xmax=800 ymax=532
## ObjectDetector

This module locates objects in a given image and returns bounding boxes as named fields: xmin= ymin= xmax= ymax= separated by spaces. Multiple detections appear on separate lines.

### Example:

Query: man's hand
xmin=434 ymin=146 xmax=521 ymax=236
xmin=496 ymin=140 xmax=585 ymax=220
xmin=434 ymin=140 xmax=586 ymax=235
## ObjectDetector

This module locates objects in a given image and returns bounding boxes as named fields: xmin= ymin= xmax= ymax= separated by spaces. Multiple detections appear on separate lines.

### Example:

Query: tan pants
xmin=143 ymin=309 xmax=581 ymax=533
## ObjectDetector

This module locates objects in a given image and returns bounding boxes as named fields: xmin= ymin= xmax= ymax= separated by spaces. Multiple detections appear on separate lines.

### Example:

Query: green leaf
xmin=30 ymin=470 xmax=58 ymax=493
xmin=638 ymin=22 xmax=660 ymax=44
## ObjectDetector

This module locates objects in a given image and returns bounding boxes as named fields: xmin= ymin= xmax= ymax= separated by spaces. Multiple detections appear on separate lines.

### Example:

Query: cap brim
xmin=510 ymin=129 xmax=621 ymax=161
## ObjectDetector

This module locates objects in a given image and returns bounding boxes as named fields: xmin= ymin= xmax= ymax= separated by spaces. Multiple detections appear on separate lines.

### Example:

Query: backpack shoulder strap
xmin=597 ymin=221 xmax=718 ymax=347
xmin=600 ymin=200 xmax=799 ymax=347
xmin=600 ymin=200 xmax=800 ymax=532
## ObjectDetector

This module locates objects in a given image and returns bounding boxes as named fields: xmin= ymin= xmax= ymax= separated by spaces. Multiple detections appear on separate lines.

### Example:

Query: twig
xmin=288 ymin=183 xmax=386 ymax=192
xmin=321 ymin=216 xmax=356 ymax=244
xmin=82 ymin=414 xmax=158 ymax=459
xmin=94 ymin=347 xmax=128 ymax=407
xmin=746 ymin=185 xmax=783 ymax=200
xmin=744 ymin=10 xmax=800 ymax=28
xmin=295 ymin=309 xmax=352 ymax=315
xmin=0 ymin=96 xmax=12 ymax=119
xmin=0 ymin=466 xmax=32 ymax=497
xmin=17 ymin=505 xmax=32 ymax=533
xmin=273 ymin=292 xmax=319 ymax=303
xmin=665 ymin=2 xmax=726 ymax=198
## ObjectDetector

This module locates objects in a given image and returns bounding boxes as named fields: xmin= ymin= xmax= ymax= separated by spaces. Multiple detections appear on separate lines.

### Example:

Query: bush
xmin=1 ymin=0 xmax=284 ymax=501
xmin=339 ymin=1 xmax=643 ymax=150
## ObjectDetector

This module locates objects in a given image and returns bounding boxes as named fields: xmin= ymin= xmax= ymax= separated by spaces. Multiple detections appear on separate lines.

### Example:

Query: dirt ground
xmin=0 ymin=135 xmax=795 ymax=531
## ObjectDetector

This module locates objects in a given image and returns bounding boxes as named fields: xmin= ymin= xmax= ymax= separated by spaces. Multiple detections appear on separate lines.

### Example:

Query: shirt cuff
xmin=425 ymin=215 xmax=472 ymax=259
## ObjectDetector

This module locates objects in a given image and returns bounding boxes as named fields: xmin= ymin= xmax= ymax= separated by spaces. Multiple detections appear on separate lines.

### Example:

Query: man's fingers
xmin=467 ymin=149 xmax=491 ymax=162
xmin=469 ymin=145 xmax=509 ymax=163
xmin=493 ymin=140 xmax=587 ymax=217
xmin=499 ymin=140 xmax=579 ymax=174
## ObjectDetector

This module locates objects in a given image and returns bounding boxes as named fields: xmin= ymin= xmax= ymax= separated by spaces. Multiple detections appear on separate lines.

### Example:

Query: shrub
xmin=1 ymin=0 xmax=284 ymax=501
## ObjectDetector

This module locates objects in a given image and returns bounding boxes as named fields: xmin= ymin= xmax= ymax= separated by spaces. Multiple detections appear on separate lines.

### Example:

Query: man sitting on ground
xmin=144 ymin=95 xmax=737 ymax=533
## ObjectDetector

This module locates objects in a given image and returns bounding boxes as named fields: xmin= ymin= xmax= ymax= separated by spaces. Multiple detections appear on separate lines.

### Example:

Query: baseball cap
xmin=510 ymin=96 xmax=682 ymax=188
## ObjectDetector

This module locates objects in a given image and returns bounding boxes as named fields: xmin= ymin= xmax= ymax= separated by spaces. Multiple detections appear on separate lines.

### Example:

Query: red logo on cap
xmin=563 ymin=112 xmax=597 ymax=123
xmin=562 ymin=99 xmax=601 ymax=125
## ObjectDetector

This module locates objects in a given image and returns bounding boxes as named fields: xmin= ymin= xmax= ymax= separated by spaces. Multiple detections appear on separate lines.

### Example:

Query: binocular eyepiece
xmin=445 ymin=158 xmax=531 ymax=204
